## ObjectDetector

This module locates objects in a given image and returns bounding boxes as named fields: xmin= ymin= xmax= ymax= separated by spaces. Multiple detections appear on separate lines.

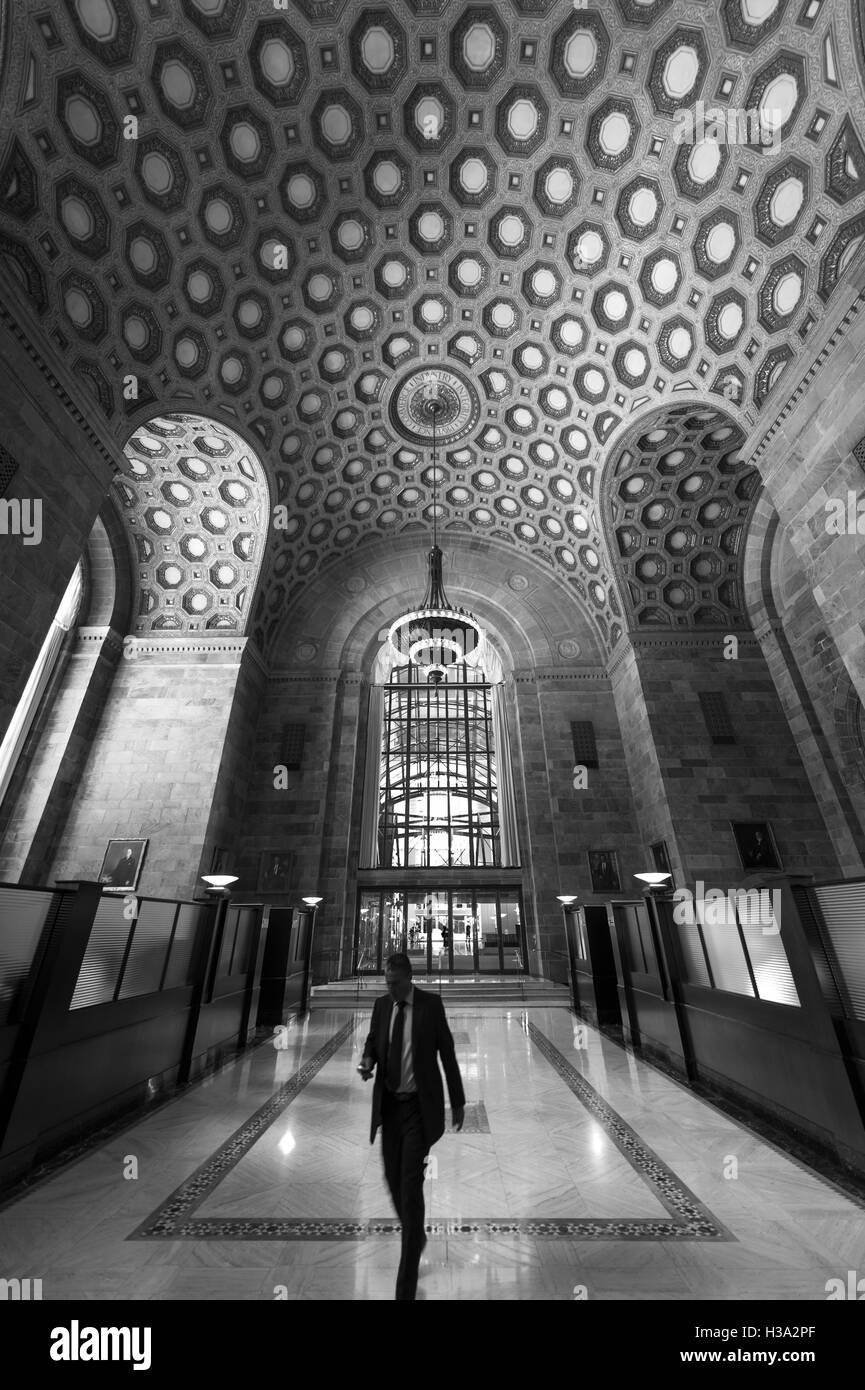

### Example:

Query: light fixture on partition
xmin=634 ymin=871 xmax=672 ymax=895
xmin=299 ymin=894 xmax=323 ymax=1017
xmin=556 ymin=894 xmax=579 ymax=1012
xmin=201 ymin=873 xmax=238 ymax=896
xmin=386 ymin=395 xmax=484 ymax=685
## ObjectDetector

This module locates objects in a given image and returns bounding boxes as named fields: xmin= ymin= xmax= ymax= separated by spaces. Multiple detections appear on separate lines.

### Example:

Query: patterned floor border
xmin=128 ymin=1015 xmax=733 ymax=1242
xmin=128 ymin=1018 xmax=358 ymax=1241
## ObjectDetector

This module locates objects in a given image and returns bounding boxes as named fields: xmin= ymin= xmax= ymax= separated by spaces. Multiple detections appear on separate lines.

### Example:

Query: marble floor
xmin=1 ymin=1006 xmax=864 ymax=1300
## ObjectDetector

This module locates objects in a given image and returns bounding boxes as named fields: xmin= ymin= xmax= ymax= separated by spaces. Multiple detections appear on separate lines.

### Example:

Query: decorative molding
xmin=513 ymin=666 xmax=610 ymax=684
xmin=268 ymin=669 xmax=343 ymax=685
xmin=119 ymin=635 xmax=249 ymax=662
xmin=0 ymin=267 xmax=122 ymax=477
xmin=748 ymin=285 xmax=865 ymax=467
xmin=606 ymin=628 xmax=762 ymax=679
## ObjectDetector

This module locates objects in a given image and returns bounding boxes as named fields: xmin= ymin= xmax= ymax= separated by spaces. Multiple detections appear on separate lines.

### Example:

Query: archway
xmin=117 ymin=413 xmax=271 ymax=638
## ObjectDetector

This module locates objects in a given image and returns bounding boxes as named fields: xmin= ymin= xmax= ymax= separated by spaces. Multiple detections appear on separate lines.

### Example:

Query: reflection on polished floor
xmin=1 ymin=1007 xmax=863 ymax=1300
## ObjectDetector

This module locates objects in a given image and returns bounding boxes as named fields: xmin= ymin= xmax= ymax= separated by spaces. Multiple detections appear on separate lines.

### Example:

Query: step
xmin=309 ymin=978 xmax=572 ymax=1009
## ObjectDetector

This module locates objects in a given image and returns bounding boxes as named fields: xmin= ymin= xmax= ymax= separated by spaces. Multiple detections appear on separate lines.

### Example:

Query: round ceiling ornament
xmin=386 ymin=365 xmax=481 ymax=446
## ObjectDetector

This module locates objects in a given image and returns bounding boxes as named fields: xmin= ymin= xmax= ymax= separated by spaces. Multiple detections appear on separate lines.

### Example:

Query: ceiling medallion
xmin=387 ymin=364 xmax=481 ymax=446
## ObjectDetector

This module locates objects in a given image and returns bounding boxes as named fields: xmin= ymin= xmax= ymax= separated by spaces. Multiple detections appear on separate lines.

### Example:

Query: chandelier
xmin=387 ymin=394 xmax=484 ymax=685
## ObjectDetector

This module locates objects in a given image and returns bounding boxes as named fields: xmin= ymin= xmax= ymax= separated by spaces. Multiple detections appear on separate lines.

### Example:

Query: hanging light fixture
xmin=387 ymin=391 xmax=484 ymax=684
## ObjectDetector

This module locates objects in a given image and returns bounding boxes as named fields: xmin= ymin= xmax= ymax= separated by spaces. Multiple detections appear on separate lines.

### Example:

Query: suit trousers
xmin=381 ymin=1091 xmax=428 ymax=1300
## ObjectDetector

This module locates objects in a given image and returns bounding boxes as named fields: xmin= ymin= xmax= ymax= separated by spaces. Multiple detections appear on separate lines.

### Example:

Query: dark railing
xmin=0 ymin=880 xmax=266 ymax=1189
xmin=545 ymin=947 xmax=574 ymax=1010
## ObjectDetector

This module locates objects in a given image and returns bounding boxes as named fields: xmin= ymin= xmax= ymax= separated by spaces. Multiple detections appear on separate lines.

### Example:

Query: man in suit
xmin=359 ymin=952 xmax=465 ymax=1300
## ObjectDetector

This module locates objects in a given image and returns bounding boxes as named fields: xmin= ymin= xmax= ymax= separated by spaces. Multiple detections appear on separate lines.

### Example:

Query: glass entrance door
xmin=450 ymin=896 xmax=477 ymax=974
xmin=475 ymin=891 xmax=501 ymax=972
xmin=353 ymin=887 xmax=526 ymax=975
xmin=405 ymin=889 xmax=448 ymax=973
xmin=356 ymin=891 xmax=383 ymax=973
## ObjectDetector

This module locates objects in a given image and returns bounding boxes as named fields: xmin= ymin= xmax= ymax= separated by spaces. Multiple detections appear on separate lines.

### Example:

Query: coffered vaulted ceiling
xmin=1 ymin=0 xmax=865 ymax=658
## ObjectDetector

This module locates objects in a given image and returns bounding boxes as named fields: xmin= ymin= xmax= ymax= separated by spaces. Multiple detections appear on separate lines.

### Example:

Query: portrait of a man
xmin=588 ymin=849 xmax=621 ymax=892
xmin=258 ymin=850 xmax=292 ymax=894
xmin=98 ymin=839 xmax=147 ymax=893
xmin=731 ymin=822 xmax=782 ymax=872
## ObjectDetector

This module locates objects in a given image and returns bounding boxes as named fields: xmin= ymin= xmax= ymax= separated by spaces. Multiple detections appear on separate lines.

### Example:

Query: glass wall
xmin=352 ymin=887 xmax=525 ymax=974
xmin=378 ymin=663 xmax=500 ymax=869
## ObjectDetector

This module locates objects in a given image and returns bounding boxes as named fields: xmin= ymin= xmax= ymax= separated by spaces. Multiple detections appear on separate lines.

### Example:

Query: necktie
xmin=387 ymin=1001 xmax=407 ymax=1092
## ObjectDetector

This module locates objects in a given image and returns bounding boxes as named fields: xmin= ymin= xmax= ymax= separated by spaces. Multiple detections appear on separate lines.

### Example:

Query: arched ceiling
xmin=1 ymin=0 xmax=865 ymax=659
xmin=117 ymin=413 xmax=269 ymax=632
xmin=602 ymin=401 xmax=758 ymax=629
xmin=264 ymin=528 xmax=608 ymax=672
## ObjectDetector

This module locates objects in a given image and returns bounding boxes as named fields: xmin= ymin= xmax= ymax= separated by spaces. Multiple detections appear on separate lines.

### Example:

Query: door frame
xmin=351 ymin=886 xmax=527 ymax=975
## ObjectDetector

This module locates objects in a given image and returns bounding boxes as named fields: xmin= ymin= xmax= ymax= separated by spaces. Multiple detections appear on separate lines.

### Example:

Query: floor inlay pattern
xmin=527 ymin=1024 xmax=733 ymax=1241
xmin=127 ymin=1014 xmax=731 ymax=1243
xmin=457 ymin=1102 xmax=489 ymax=1134
xmin=128 ymin=1019 xmax=358 ymax=1240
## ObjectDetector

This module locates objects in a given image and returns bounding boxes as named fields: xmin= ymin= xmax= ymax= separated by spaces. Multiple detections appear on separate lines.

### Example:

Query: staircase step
xmin=309 ymin=977 xmax=571 ymax=1010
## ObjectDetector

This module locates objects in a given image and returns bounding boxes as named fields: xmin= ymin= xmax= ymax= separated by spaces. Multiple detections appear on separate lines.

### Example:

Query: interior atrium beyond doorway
xmin=355 ymin=887 xmax=525 ymax=976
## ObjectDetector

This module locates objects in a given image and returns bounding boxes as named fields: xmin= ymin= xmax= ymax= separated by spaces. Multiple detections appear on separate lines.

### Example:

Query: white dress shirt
xmin=387 ymin=984 xmax=416 ymax=1092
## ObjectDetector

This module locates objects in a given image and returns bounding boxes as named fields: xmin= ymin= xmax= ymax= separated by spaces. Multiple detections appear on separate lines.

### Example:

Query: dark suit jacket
xmin=364 ymin=986 xmax=465 ymax=1150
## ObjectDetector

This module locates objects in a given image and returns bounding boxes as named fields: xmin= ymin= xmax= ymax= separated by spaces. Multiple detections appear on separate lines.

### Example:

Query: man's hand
xmin=452 ymin=1105 xmax=465 ymax=1131
xmin=358 ymin=1055 xmax=375 ymax=1081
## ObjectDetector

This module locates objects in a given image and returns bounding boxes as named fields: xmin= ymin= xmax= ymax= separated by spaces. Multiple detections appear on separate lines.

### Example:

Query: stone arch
xmin=833 ymin=665 xmax=865 ymax=787
xmin=599 ymin=398 xmax=760 ymax=633
xmin=742 ymin=490 xmax=779 ymax=632
xmin=78 ymin=501 xmax=135 ymax=632
xmin=743 ymin=493 xmax=865 ymax=869
xmin=117 ymin=412 xmax=272 ymax=639
xmin=268 ymin=530 xmax=606 ymax=676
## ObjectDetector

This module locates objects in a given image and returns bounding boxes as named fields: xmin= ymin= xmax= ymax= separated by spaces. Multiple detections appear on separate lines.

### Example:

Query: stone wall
xmin=0 ymin=627 xmax=123 ymax=884
xmin=614 ymin=635 xmax=841 ymax=888
xmin=49 ymin=638 xmax=251 ymax=899
xmin=0 ymin=290 xmax=121 ymax=745
xmin=199 ymin=646 xmax=267 ymax=887
xmin=519 ymin=671 xmax=643 ymax=939
xmin=234 ymin=670 xmax=342 ymax=957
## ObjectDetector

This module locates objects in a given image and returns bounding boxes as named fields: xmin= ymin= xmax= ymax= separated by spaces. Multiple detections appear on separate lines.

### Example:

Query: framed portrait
xmin=731 ymin=822 xmax=782 ymax=872
xmin=209 ymin=846 xmax=229 ymax=876
xmin=650 ymin=839 xmax=675 ymax=887
xmin=587 ymin=849 xmax=621 ymax=893
xmin=98 ymin=838 xmax=147 ymax=893
xmin=258 ymin=850 xmax=292 ymax=895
